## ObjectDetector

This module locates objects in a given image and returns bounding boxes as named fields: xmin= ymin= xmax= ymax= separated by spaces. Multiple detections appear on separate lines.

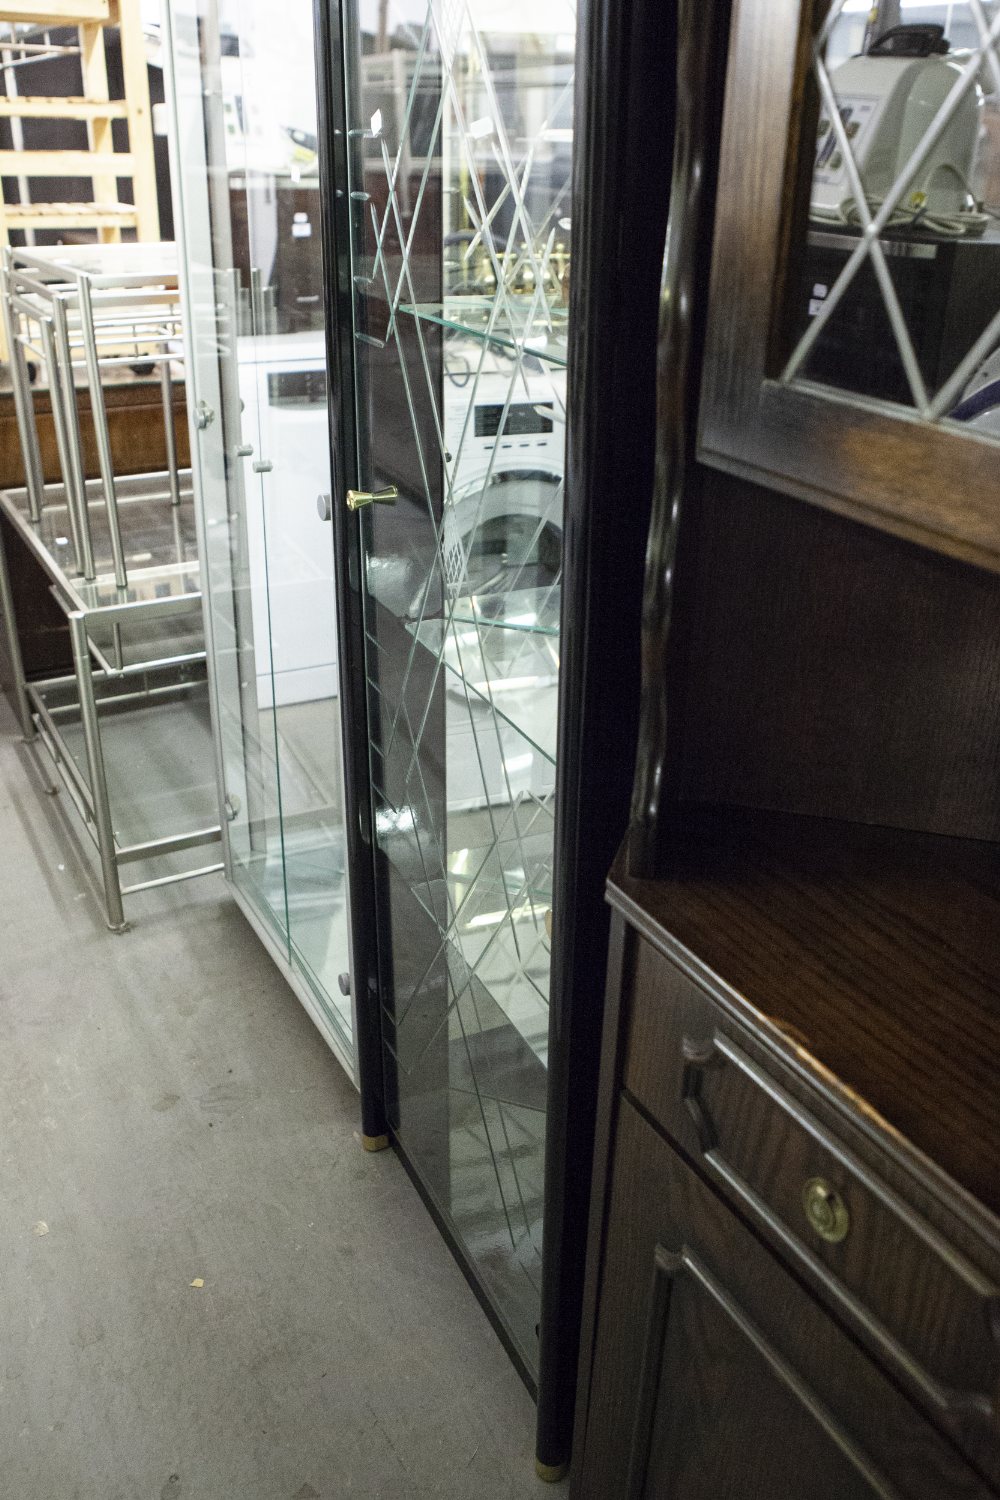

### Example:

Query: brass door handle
xmin=346 ymin=485 xmax=398 ymax=511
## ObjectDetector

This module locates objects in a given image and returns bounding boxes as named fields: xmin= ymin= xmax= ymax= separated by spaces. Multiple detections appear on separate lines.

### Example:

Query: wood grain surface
xmin=616 ymin=804 xmax=1000 ymax=1220
xmin=0 ymin=381 xmax=189 ymax=489
xmin=577 ymin=1099 xmax=991 ymax=1499
xmin=668 ymin=468 xmax=1000 ymax=841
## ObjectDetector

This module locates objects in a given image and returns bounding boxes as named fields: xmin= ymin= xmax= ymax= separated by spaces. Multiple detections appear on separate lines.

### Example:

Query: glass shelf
xmin=1 ymin=483 xmax=201 ymax=616
xmin=73 ymin=562 xmax=202 ymax=614
xmin=34 ymin=673 xmax=217 ymax=851
xmin=408 ymin=594 xmax=560 ymax=767
xmin=448 ymin=585 xmax=560 ymax=637
xmin=437 ymin=801 xmax=554 ymax=1066
xmin=398 ymin=298 xmax=568 ymax=368
xmin=87 ymin=611 xmax=206 ymax=670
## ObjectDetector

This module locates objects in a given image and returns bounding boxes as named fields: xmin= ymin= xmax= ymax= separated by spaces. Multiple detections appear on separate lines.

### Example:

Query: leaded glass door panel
xmin=699 ymin=0 xmax=1000 ymax=569
xmin=338 ymin=0 xmax=574 ymax=1371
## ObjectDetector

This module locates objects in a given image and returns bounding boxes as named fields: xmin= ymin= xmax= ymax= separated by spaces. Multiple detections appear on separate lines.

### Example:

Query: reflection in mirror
xmin=782 ymin=0 xmax=1000 ymax=436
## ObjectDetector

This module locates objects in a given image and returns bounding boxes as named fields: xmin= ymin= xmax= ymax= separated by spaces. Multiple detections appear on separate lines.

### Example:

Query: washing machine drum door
xmin=444 ymin=470 xmax=563 ymax=597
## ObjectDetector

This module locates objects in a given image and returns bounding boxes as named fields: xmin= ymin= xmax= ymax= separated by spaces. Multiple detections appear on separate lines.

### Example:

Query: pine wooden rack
xmin=0 ymin=0 xmax=158 ymax=356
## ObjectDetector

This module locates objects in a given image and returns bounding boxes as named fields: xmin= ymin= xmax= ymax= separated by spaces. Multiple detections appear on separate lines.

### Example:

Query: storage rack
xmin=0 ymin=240 xmax=221 ymax=930
xmin=0 ymin=0 xmax=159 ymax=356
xmin=0 ymin=0 xmax=159 ymax=242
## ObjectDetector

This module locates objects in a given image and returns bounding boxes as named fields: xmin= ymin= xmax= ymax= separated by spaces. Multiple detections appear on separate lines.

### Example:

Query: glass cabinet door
xmin=164 ymin=0 xmax=354 ymax=1060
xmin=334 ymin=0 xmax=575 ymax=1371
xmin=699 ymin=0 xmax=1000 ymax=567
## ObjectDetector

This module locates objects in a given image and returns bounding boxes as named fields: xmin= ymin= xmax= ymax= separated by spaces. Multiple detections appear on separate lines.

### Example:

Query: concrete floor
xmin=0 ymin=699 xmax=556 ymax=1499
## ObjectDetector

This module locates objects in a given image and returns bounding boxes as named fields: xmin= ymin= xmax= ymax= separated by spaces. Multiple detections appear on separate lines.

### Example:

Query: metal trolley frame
xmin=0 ymin=242 xmax=221 ymax=931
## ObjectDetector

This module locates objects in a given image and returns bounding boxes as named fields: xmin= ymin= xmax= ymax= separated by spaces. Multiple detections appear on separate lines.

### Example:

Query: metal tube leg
xmin=39 ymin=317 xmax=86 ymax=576
xmin=170 ymin=501 xmax=185 ymax=567
xmin=76 ymin=273 xmax=127 ymax=590
xmin=52 ymin=296 xmax=95 ymax=581
xmin=2 ymin=253 xmax=45 ymax=523
xmin=160 ymin=358 xmax=181 ymax=508
xmin=8 ymin=330 xmax=45 ymax=525
xmin=0 ymin=518 xmax=35 ymax=741
xmin=68 ymin=612 xmax=127 ymax=932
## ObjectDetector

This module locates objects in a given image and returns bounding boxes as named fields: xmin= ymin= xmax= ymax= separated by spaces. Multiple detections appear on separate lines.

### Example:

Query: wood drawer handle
xmin=680 ymin=1031 xmax=999 ymax=1426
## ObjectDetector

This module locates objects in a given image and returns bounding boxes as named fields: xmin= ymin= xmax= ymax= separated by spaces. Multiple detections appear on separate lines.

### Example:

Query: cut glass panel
xmin=348 ymin=0 xmax=572 ymax=1372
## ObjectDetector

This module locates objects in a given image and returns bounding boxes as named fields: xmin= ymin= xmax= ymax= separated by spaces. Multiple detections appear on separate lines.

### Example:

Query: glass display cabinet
xmin=325 ymin=0 xmax=575 ymax=1376
xmin=163 ymin=0 xmax=355 ymax=1068
xmin=164 ymin=0 xmax=577 ymax=1408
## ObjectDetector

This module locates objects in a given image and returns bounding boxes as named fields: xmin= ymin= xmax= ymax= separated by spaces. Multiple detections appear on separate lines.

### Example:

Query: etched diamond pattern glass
xmin=782 ymin=0 xmax=1000 ymax=428
xmin=345 ymin=0 xmax=574 ymax=1366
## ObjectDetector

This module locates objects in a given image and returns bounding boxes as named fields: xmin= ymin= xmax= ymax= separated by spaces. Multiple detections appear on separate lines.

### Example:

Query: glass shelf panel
xmin=447 ymin=791 xmax=553 ymax=1068
xmin=87 ymin=612 xmax=205 ymax=670
xmin=369 ymin=698 xmax=555 ymax=929
xmin=409 ymin=597 xmax=559 ymax=766
xmin=1 ymin=483 xmax=201 ymax=614
xmin=72 ymin=563 xmax=202 ymax=614
xmin=398 ymin=298 xmax=568 ymax=367
xmin=448 ymin=584 xmax=560 ymax=637
xmin=34 ymin=674 xmax=217 ymax=850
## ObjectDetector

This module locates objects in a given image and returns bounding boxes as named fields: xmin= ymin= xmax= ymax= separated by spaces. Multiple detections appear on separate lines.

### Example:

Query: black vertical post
xmin=534 ymin=0 xmax=678 ymax=1476
xmin=313 ymin=0 xmax=387 ymax=1144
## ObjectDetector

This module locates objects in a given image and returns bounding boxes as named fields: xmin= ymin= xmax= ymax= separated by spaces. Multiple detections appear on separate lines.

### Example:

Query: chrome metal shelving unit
xmin=2 ymin=242 xmax=186 ymax=588
xmin=0 ymin=241 xmax=221 ymax=931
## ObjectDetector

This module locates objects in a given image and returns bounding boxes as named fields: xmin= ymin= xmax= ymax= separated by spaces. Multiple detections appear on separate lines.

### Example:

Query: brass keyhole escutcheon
xmin=802 ymin=1177 xmax=850 ymax=1244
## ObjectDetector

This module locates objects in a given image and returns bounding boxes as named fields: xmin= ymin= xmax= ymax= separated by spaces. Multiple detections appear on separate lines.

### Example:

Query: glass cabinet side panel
xmin=165 ymin=0 xmax=291 ymax=952
xmin=164 ymin=0 xmax=353 ymax=1054
xmin=229 ymin=0 xmax=353 ymax=1045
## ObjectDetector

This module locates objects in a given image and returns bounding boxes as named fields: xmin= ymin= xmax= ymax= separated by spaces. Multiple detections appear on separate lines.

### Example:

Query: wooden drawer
xmin=577 ymin=1098 xmax=992 ymax=1499
xmin=623 ymin=934 xmax=1000 ymax=1479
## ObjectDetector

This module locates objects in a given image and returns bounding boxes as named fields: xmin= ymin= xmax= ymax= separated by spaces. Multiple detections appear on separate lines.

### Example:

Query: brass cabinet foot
xmin=360 ymin=1132 xmax=390 ymax=1153
xmin=535 ymin=1458 xmax=568 ymax=1483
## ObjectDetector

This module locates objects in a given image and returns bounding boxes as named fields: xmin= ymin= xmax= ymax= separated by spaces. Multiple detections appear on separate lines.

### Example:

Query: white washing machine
xmin=951 ymin=346 xmax=1000 ymax=439
xmin=238 ymin=332 xmax=338 ymax=709
xmin=440 ymin=339 xmax=565 ymax=812
xmin=442 ymin=339 xmax=565 ymax=596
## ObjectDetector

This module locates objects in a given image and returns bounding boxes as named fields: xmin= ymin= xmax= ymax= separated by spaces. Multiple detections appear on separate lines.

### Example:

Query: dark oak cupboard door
xmin=629 ymin=1254 xmax=893 ymax=1500
xmin=576 ymin=1100 xmax=989 ymax=1500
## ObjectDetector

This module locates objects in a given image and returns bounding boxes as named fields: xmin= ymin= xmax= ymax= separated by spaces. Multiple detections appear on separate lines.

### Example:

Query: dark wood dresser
xmin=567 ymin=0 xmax=1000 ymax=1492
xmin=572 ymin=805 xmax=1000 ymax=1497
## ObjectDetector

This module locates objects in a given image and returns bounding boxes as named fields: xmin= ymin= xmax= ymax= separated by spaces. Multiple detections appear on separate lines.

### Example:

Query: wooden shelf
xmin=0 ymin=97 xmax=129 ymax=121
xmin=0 ymin=0 xmax=110 ymax=21
xmin=2 ymin=200 xmax=138 ymax=229
xmin=0 ymin=0 xmax=158 ymax=287
xmin=0 ymin=149 xmax=134 ymax=177
xmin=616 ymin=805 xmax=1000 ymax=1218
